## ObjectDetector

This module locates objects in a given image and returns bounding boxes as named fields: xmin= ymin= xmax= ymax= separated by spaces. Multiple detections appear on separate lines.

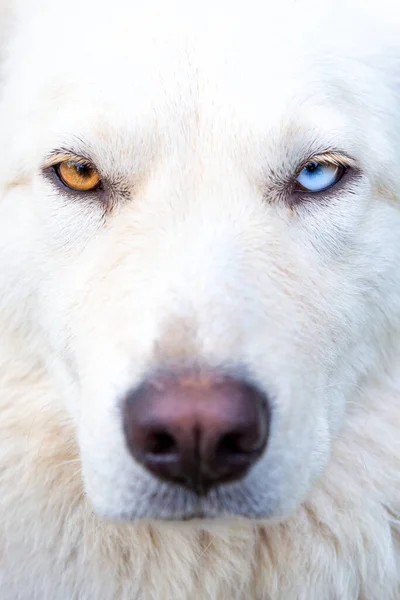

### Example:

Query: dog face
xmin=1 ymin=0 xmax=400 ymax=521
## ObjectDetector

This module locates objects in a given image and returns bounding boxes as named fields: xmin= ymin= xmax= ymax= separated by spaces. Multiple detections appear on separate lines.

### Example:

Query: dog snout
xmin=122 ymin=371 xmax=270 ymax=495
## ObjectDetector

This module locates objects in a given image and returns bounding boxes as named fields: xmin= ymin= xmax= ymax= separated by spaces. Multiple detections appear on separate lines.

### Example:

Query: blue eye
xmin=295 ymin=161 xmax=345 ymax=193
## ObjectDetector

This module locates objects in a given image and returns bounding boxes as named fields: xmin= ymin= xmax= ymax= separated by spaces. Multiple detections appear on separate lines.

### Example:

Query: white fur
xmin=1 ymin=0 xmax=400 ymax=597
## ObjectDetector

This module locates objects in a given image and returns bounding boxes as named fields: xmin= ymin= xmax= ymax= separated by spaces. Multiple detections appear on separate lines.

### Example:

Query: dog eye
xmin=54 ymin=160 xmax=101 ymax=192
xmin=295 ymin=161 xmax=346 ymax=193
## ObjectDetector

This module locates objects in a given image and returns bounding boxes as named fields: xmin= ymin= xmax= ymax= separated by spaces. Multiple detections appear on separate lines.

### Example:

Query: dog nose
xmin=123 ymin=372 xmax=270 ymax=495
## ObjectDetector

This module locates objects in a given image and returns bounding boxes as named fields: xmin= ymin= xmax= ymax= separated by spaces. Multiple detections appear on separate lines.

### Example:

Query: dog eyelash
xmin=42 ymin=152 xmax=95 ymax=171
xmin=294 ymin=152 xmax=356 ymax=178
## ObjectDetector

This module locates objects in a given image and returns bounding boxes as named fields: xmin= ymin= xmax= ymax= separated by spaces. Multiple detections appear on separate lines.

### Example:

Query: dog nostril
xmin=216 ymin=430 xmax=259 ymax=458
xmin=147 ymin=431 xmax=177 ymax=455
xmin=216 ymin=432 xmax=244 ymax=456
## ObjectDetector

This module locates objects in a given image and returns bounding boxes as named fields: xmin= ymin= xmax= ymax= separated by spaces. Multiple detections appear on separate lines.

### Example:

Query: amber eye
xmin=55 ymin=160 xmax=101 ymax=192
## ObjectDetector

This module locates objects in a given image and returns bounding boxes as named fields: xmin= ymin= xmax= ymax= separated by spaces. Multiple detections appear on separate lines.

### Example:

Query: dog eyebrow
xmin=42 ymin=139 xmax=95 ymax=169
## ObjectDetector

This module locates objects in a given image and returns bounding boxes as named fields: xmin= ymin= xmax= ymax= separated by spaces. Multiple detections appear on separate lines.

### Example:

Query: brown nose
xmin=123 ymin=371 xmax=270 ymax=495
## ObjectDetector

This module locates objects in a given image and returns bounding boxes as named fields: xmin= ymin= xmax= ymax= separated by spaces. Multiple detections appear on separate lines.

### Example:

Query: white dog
xmin=1 ymin=0 xmax=400 ymax=598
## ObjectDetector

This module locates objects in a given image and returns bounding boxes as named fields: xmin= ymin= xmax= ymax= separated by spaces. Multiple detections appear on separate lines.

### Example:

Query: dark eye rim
xmin=52 ymin=161 xmax=104 ymax=193
xmin=294 ymin=162 xmax=348 ymax=194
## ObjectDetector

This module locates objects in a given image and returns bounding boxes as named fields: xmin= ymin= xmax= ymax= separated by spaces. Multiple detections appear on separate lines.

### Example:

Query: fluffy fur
xmin=1 ymin=0 xmax=400 ymax=598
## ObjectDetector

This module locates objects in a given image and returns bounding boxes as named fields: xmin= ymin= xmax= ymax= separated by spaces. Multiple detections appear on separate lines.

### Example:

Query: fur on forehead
xmin=5 ymin=0 xmax=399 ymax=92
xmin=0 ymin=0 xmax=13 ymax=57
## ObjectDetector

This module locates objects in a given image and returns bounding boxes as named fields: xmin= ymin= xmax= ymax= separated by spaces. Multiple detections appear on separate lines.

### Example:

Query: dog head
xmin=1 ymin=0 xmax=400 ymax=521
